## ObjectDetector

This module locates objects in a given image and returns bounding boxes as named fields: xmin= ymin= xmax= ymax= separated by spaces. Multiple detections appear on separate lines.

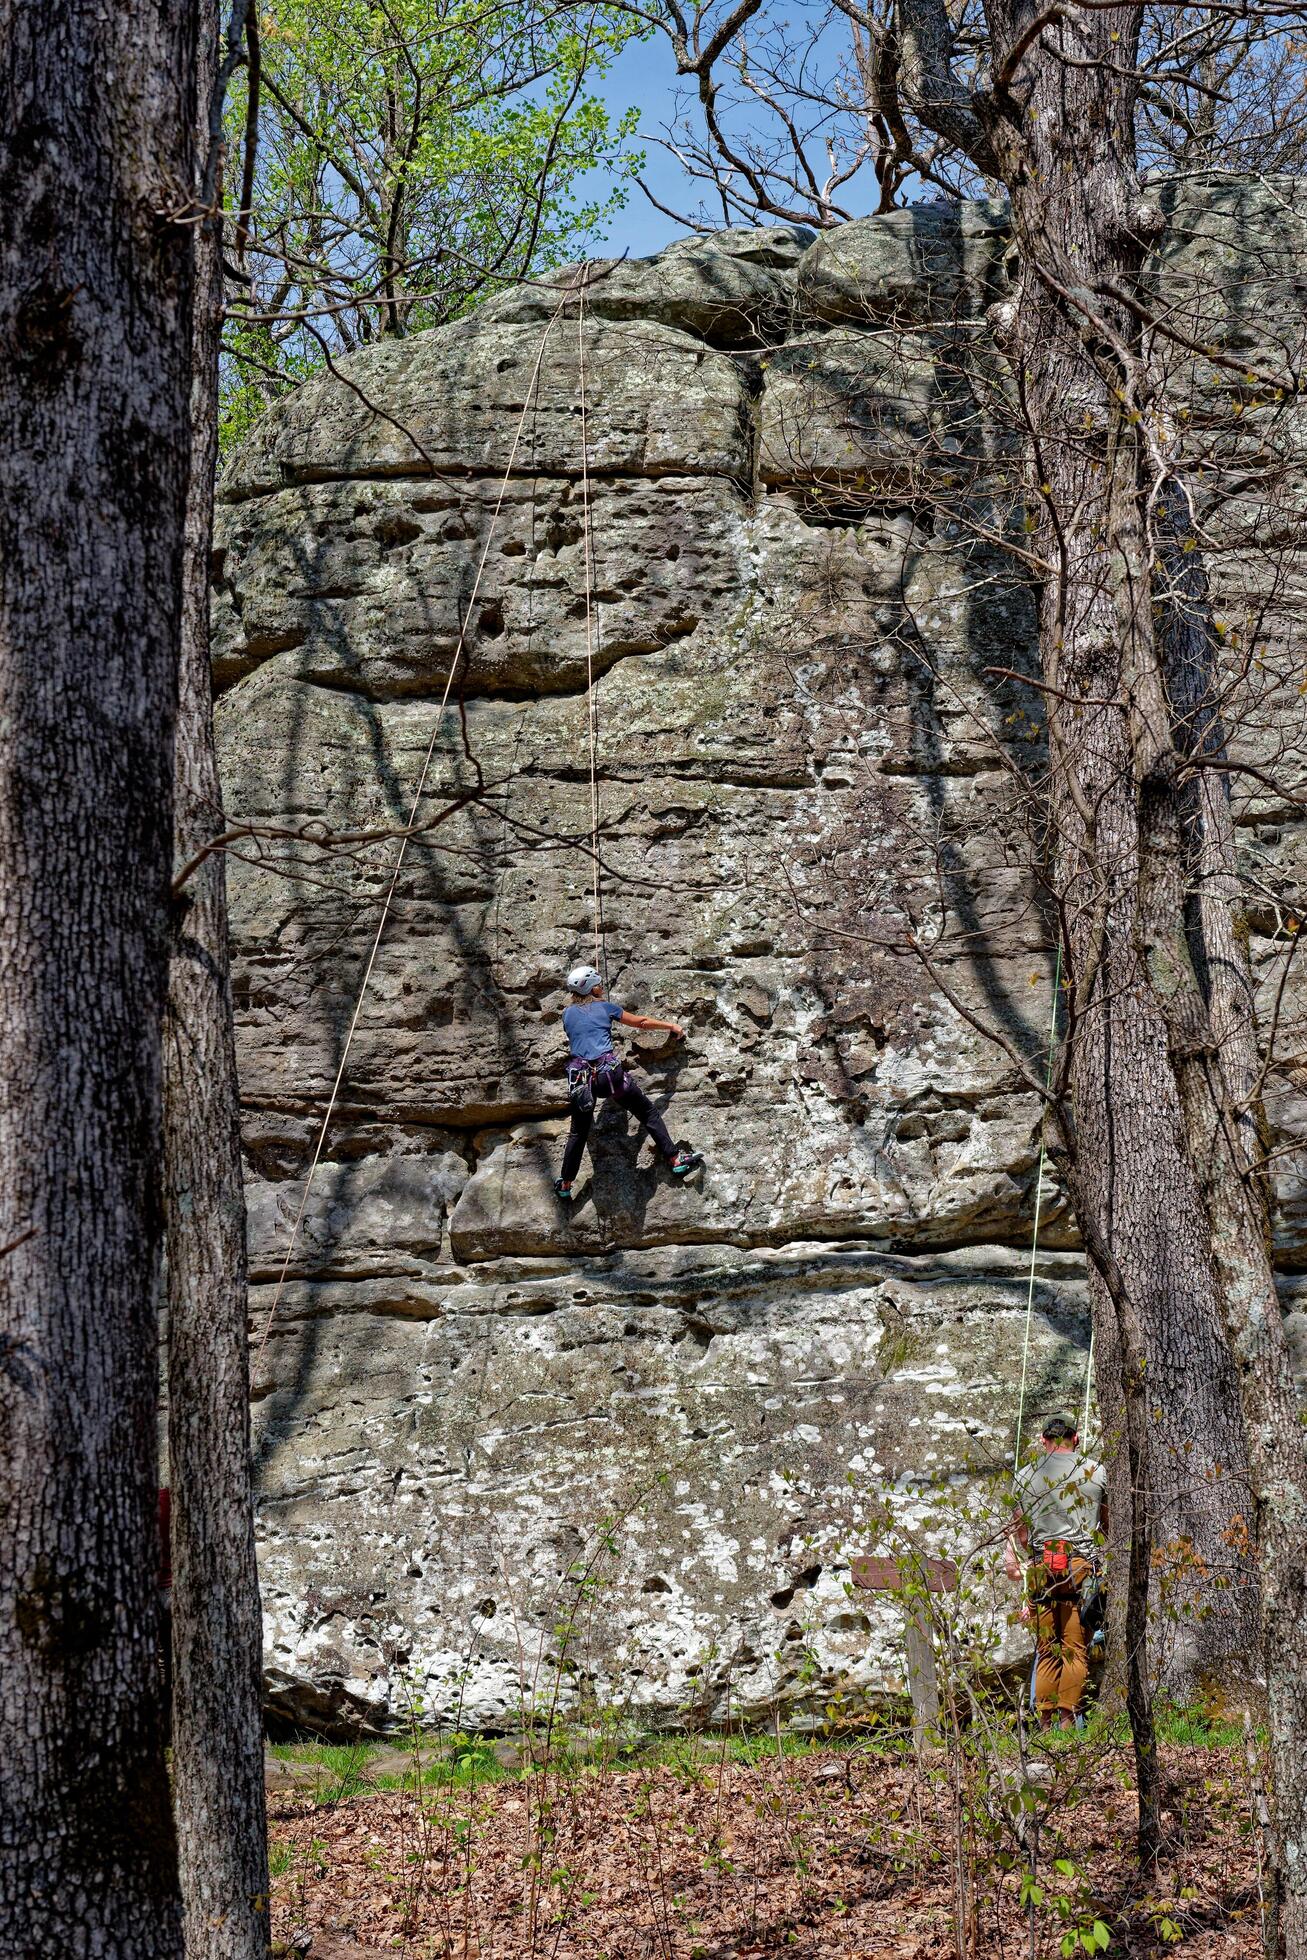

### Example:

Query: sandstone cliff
xmin=213 ymin=177 xmax=1307 ymax=1733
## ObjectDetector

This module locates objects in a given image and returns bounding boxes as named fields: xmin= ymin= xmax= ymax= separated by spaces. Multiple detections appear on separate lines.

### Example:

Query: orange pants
xmin=1030 ymin=1556 xmax=1091 ymax=1714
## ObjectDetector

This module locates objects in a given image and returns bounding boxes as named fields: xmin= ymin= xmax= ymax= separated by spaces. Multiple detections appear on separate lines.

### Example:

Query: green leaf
xmin=220 ymin=0 xmax=646 ymax=448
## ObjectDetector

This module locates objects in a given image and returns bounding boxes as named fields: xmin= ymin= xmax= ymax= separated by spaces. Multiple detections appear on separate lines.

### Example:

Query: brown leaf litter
xmin=269 ymin=1741 xmax=1264 ymax=1959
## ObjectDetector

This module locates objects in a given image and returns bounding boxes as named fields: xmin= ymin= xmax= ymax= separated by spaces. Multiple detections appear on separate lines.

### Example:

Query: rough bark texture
xmin=895 ymin=0 xmax=1307 ymax=1942
xmin=991 ymin=26 xmax=1257 ymax=1686
xmin=0 ymin=3 xmax=195 ymax=1953
xmin=1154 ymin=503 xmax=1307 ymax=1953
xmin=163 ymin=10 xmax=271 ymax=1951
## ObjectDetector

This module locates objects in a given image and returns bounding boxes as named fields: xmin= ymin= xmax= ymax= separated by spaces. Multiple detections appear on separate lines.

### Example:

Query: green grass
xmin=268 ymin=1722 xmax=911 ymax=1808
xmin=269 ymin=1739 xmax=420 ymax=1798
xmin=1152 ymin=1703 xmax=1247 ymax=1749
xmin=268 ymin=1839 xmax=297 ymax=1879
xmin=1047 ymin=1701 xmax=1250 ymax=1754
xmin=268 ymin=1703 xmax=1249 ymax=1812
xmin=443 ymin=1738 xmax=512 ymax=1786
xmin=269 ymin=1733 xmax=520 ymax=1801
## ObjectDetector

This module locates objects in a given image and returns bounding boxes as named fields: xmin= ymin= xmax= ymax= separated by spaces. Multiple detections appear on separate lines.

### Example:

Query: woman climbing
xmin=554 ymin=965 xmax=703 ymax=1199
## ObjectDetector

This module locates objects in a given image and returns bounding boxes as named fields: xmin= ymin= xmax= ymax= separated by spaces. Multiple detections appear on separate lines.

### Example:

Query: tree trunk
xmin=0 ymin=4 xmax=196 ymax=1953
xmin=164 ymin=6 xmax=271 ymax=1951
xmin=996 ymin=90 xmax=1259 ymax=1696
xmin=986 ymin=25 xmax=1306 ymax=1945
xmin=1149 ymin=501 xmax=1307 ymax=1954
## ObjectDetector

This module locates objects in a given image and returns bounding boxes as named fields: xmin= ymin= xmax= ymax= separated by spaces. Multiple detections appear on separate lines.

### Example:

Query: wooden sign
xmin=851 ymin=1554 xmax=958 ymax=1595
xmin=849 ymin=1554 xmax=958 ymax=1745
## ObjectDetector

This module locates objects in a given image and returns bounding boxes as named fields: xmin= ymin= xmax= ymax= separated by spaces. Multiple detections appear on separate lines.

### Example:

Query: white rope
xmin=1080 ymin=1326 xmax=1096 ymax=1443
xmin=574 ymin=265 xmax=606 ymax=983
xmin=254 ymin=291 xmax=571 ymax=1374
xmin=1012 ymin=944 xmax=1063 ymax=1472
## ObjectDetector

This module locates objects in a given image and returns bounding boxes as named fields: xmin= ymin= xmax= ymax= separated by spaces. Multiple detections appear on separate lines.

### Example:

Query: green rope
xmin=1012 ymin=942 xmax=1062 ymax=1474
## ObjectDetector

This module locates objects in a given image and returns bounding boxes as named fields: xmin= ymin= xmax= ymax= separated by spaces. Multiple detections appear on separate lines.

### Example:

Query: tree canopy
xmin=221 ymin=0 xmax=643 ymax=446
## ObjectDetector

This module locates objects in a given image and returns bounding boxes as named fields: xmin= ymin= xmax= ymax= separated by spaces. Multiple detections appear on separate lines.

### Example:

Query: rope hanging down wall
xmin=575 ymin=266 xmax=607 ymax=985
xmin=1010 ymin=946 xmax=1097 ymax=1466
xmin=255 ymin=270 xmax=609 ymax=1373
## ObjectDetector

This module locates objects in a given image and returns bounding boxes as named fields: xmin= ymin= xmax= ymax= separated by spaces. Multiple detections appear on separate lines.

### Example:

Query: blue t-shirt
xmin=564 ymin=997 xmax=624 ymax=1061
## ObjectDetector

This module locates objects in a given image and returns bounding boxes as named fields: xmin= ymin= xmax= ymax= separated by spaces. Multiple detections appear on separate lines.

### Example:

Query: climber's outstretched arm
xmin=618 ymin=1010 xmax=684 ymax=1039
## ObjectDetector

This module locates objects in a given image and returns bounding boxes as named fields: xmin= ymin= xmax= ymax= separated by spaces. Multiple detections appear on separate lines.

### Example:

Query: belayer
xmin=554 ymin=965 xmax=702 ymax=1198
xmin=1006 ymin=1413 xmax=1107 ymax=1731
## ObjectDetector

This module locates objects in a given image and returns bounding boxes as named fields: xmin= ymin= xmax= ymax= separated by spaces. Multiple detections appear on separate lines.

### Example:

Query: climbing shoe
xmin=667 ymin=1146 xmax=703 ymax=1179
xmin=553 ymin=1178 xmax=573 ymax=1201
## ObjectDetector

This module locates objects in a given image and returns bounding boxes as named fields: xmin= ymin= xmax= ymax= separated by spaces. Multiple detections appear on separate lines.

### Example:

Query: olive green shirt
xmin=1014 ymin=1449 xmax=1107 ymax=1558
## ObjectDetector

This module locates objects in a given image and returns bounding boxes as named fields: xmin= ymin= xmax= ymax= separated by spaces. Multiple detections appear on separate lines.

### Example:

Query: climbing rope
xmin=1080 ymin=1326 xmax=1096 ymax=1443
xmin=1012 ymin=943 xmax=1063 ymax=1472
xmin=254 ymin=284 xmax=574 ymax=1374
xmin=574 ymin=265 xmax=607 ymax=983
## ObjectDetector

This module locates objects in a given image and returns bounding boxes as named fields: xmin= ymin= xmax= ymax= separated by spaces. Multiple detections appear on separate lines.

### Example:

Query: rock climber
xmin=1006 ymin=1413 xmax=1108 ymax=1731
xmin=553 ymin=964 xmax=702 ymax=1199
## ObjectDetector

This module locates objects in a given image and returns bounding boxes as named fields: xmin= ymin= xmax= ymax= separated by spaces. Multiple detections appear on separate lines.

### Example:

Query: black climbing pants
xmin=561 ymin=1062 xmax=675 ymax=1183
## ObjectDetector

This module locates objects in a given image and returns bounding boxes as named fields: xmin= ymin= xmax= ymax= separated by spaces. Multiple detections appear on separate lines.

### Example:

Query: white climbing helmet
xmin=566 ymin=964 xmax=603 ymax=996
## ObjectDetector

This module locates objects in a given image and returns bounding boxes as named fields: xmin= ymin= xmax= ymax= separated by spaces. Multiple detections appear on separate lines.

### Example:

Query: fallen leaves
xmin=269 ymin=1742 xmax=1261 ymax=1959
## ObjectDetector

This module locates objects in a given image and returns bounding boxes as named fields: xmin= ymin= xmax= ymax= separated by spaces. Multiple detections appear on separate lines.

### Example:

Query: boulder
xmin=214 ymin=188 xmax=1307 ymax=1734
xmin=479 ymin=226 xmax=812 ymax=343
xmin=219 ymin=319 xmax=755 ymax=503
xmin=797 ymin=200 xmax=1010 ymax=325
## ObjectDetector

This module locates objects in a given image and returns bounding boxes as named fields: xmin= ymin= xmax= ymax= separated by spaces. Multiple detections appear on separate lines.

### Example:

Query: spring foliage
xmin=221 ymin=0 xmax=643 ymax=447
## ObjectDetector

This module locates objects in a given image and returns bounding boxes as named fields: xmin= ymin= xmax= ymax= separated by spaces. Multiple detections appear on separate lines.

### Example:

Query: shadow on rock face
xmin=450 ymin=1102 xmax=708 ymax=1261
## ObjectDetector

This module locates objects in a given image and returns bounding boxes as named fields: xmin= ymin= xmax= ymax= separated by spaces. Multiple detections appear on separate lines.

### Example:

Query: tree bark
xmin=992 ymin=41 xmax=1259 ymax=1691
xmin=164 ymin=4 xmax=271 ymax=1951
xmin=1149 ymin=500 xmax=1307 ymax=1954
xmin=0 ymin=3 xmax=196 ymax=1953
xmin=896 ymin=0 xmax=1307 ymax=1935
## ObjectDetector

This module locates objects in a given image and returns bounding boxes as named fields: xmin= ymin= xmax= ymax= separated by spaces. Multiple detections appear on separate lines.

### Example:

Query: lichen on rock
xmin=216 ymin=181 xmax=1307 ymax=1735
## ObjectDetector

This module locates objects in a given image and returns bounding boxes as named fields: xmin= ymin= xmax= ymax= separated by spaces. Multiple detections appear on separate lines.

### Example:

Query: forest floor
xmin=266 ymin=1718 xmax=1264 ymax=1958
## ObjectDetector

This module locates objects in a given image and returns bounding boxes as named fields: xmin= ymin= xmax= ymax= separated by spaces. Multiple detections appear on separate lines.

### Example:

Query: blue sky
xmin=590 ymin=35 xmax=705 ymax=258
xmin=583 ymin=16 xmax=901 ymax=260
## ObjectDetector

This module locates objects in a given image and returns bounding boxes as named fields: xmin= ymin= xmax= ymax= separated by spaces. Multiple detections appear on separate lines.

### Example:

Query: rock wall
xmin=213 ymin=178 xmax=1307 ymax=1734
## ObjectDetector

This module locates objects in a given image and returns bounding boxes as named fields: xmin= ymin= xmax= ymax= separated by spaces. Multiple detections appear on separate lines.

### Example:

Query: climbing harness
xmin=255 ymin=281 xmax=579 ymax=1373
xmin=566 ymin=1051 xmax=633 ymax=1114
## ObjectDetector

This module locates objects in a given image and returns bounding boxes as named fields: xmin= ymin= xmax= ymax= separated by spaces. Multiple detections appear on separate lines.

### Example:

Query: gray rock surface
xmin=796 ymin=199 xmax=1010 ymax=324
xmin=215 ymin=180 xmax=1307 ymax=1735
